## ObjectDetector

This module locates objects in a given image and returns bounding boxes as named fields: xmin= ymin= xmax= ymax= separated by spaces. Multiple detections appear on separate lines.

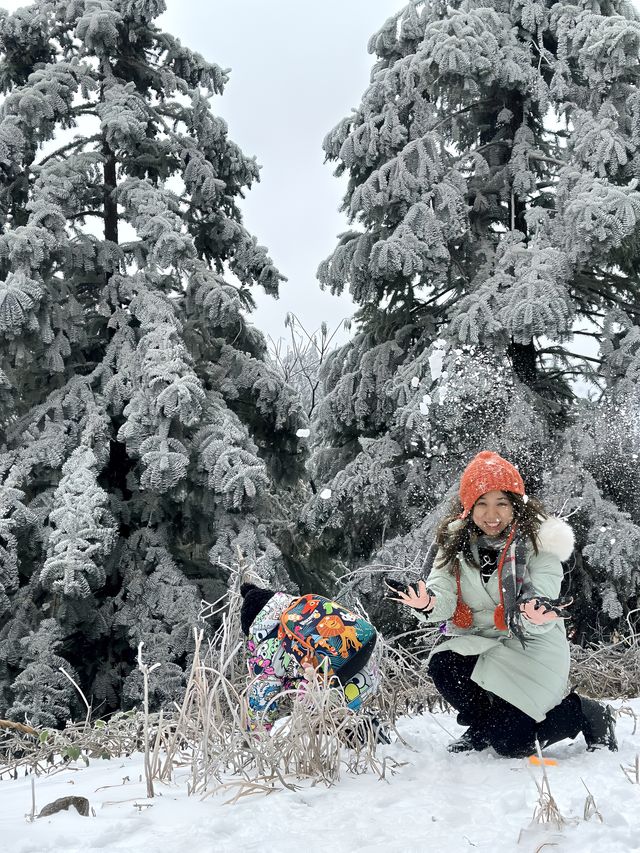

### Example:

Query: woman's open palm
xmin=385 ymin=578 xmax=435 ymax=612
xmin=519 ymin=596 xmax=573 ymax=625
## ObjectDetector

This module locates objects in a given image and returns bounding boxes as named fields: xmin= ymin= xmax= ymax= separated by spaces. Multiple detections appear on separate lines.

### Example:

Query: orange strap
xmin=453 ymin=560 xmax=474 ymax=628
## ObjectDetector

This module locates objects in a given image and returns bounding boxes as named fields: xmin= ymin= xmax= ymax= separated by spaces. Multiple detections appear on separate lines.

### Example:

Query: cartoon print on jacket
xmin=316 ymin=614 xmax=362 ymax=657
xmin=245 ymin=592 xmax=380 ymax=730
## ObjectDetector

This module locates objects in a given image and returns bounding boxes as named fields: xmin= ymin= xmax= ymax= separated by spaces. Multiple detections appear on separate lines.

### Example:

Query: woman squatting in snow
xmin=387 ymin=451 xmax=618 ymax=758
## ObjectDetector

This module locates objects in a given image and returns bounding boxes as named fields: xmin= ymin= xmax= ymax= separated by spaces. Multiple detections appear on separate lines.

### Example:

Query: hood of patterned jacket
xmin=247 ymin=591 xmax=295 ymax=643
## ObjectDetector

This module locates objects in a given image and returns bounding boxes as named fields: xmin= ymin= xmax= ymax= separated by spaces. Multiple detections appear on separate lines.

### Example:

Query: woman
xmin=387 ymin=451 xmax=617 ymax=757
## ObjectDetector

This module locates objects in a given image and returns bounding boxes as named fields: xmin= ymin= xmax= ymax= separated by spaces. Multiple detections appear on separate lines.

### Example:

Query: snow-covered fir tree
xmin=0 ymin=0 xmax=306 ymax=725
xmin=300 ymin=0 xmax=640 ymax=636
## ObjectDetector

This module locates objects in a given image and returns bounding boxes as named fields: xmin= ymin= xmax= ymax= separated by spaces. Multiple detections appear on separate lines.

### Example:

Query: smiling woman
xmin=386 ymin=451 xmax=619 ymax=759
xmin=471 ymin=492 xmax=514 ymax=537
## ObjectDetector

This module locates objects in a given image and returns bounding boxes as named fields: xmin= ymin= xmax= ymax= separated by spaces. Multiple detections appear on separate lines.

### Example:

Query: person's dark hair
xmin=434 ymin=492 xmax=546 ymax=574
xmin=240 ymin=583 xmax=276 ymax=636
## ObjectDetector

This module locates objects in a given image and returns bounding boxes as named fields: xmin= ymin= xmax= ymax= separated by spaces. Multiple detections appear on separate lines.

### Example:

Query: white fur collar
xmin=535 ymin=516 xmax=574 ymax=561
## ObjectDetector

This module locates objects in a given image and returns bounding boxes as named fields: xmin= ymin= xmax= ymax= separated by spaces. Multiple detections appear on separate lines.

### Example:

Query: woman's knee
xmin=427 ymin=652 xmax=444 ymax=678
xmin=428 ymin=650 xmax=476 ymax=679
xmin=427 ymin=650 xmax=457 ymax=683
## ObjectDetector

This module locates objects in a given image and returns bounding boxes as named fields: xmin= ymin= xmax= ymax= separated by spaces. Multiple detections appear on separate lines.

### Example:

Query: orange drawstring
xmin=452 ymin=564 xmax=473 ymax=628
xmin=452 ymin=526 xmax=517 ymax=632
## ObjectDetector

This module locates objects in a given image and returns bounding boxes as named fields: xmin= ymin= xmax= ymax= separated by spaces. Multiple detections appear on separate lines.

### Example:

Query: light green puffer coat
xmin=417 ymin=517 xmax=574 ymax=722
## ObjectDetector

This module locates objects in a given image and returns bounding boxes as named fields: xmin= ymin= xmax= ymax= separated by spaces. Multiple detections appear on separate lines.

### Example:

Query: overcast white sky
xmin=154 ymin=0 xmax=402 ymax=344
xmin=155 ymin=0 xmax=402 ymax=345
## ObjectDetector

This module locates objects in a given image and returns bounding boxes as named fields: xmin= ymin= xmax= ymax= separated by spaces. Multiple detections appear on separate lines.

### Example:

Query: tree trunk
xmin=507 ymin=340 xmax=537 ymax=385
xmin=102 ymin=138 xmax=118 ymax=246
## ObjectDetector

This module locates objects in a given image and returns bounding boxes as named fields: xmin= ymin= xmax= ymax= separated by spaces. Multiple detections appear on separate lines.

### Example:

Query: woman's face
xmin=471 ymin=490 xmax=514 ymax=538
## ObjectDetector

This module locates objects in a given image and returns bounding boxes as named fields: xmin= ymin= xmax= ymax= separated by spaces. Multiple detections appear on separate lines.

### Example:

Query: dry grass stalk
xmin=620 ymin=754 xmax=640 ymax=785
xmin=0 ymin=709 xmax=161 ymax=780
xmin=581 ymin=779 xmax=603 ymax=822
xmin=531 ymin=740 xmax=566 ymax=830
xmin=27 ymin=776 xmax=36 ymax=823
xmin=616 ymin=703 xmax=639 ymax=735
xmin=569 ymin=623 xmax=640 ymax=701
xmin=0 ymin=720 xmax=38 ymax=736
xmin=375 ymin=634 xmax=446 ymax=725
xmin=137 ymin=642 xmax=161 ymax=798
xmin=215 ymin=777 xmax=286 ymax=804
xmin=58 ymin=667 xmax=92 ymax=731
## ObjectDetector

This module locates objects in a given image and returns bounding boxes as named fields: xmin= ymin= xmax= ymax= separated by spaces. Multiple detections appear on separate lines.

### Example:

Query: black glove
xmin=511 ymin=595 xmax=573 ymax=647
xmin=384 ymin=577 xmax=410 ymax=596
xmin=519 ymin=595 xmax=573 ymax=619
xmin=384 ymin=577 xmax=435 ymax=612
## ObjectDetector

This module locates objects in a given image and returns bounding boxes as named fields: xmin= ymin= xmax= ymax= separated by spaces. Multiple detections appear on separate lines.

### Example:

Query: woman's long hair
xmin=434 ymin=492 xmax=547 ymax=574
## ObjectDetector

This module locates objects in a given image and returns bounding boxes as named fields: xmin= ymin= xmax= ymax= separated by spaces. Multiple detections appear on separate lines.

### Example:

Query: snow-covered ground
xmin=2 ymin=699 xmax=639 ymax=853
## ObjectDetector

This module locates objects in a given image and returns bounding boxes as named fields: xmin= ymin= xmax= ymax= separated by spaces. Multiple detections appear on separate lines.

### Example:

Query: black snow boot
xmin=447 ymin=727 xmax=489 ymax=753
xmin=579 ymin=696 xmax=618 ymax=752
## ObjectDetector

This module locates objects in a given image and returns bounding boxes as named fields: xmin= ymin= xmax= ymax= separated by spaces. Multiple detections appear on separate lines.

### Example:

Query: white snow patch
xmin=296 ymin=428 xmax=311 ymax=438
xmin=1 ymin=700 xmax=638 ymax=853
xmin=411 ymin=376 xmax=420 ymax=388
xmin=419 ymin=393 xmax=432 ymax=415
xmin=428 ymin=349 xmax=445 ymax=381
xmin=319 ymin=488 xmax=332 ymax=500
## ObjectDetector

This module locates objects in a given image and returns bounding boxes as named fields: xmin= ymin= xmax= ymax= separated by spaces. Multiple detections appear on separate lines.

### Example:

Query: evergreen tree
xmin=301 ymin=0 xmax=640 ymax=634
xmin=8 ymin=619 xmax=82 ymax=728
xmin=0 ymin=0 xmax=305 ymax=725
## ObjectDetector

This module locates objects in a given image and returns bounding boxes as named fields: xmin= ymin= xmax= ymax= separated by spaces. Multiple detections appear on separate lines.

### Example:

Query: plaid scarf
xmin=476 ymin=525 xmax=535 ymax=646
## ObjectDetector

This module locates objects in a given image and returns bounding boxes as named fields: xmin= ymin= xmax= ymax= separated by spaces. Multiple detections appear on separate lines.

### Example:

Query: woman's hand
xmin=519 ymin=595 xmax=573 ymax=625
xmin=384 ymin=578 xmax=435 ymax=613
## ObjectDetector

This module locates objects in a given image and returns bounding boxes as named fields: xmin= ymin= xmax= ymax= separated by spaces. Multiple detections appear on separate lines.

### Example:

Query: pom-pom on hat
xmin=459 ymin=451 xmax=525 ymax=518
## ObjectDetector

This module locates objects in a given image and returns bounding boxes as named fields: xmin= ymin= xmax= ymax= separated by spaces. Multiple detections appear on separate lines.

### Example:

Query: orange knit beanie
xmin=459 ymin=451 xmax=525 ymax=518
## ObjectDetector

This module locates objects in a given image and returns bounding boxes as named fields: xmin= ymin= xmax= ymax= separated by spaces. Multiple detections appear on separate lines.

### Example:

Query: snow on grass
xmin=1 ymin=699 xmax=638 ymax=853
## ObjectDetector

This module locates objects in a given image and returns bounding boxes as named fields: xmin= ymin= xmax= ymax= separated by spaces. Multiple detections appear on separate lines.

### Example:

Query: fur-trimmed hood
xmin=535 ymin=516 xmax=574 ymax=562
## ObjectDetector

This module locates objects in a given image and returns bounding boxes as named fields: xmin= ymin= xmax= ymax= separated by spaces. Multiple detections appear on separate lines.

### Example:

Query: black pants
xmin=428 ymin=651 xmax=583 ymax=757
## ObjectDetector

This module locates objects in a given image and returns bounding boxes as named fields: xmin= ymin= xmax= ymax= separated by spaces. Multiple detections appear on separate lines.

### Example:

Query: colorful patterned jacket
xmin=245 ymin=592 xmax=379 ymax=730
